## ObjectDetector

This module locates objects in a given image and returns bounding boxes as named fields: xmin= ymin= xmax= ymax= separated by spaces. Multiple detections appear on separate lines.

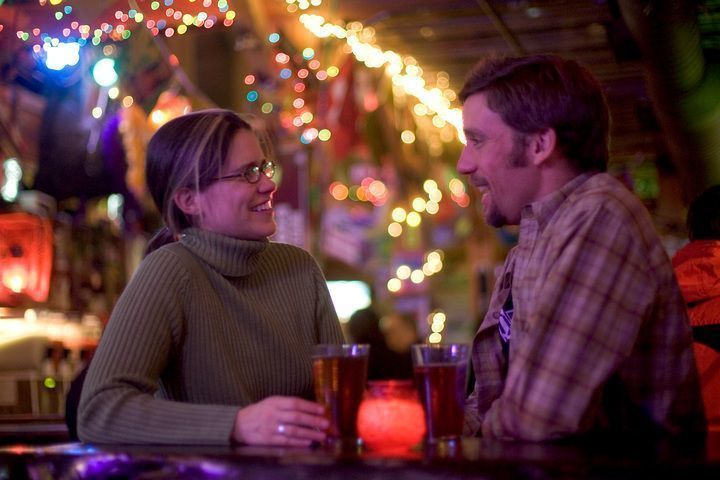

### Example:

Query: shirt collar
xmin=520 ymin=173 xmax=594 ymax=232
xmin=179 ymin=228 xmax=268 ymax=277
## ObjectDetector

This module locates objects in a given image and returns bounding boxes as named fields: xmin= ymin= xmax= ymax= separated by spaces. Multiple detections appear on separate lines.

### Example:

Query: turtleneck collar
xmin=179 ymin=228 xmax=268 ymax=277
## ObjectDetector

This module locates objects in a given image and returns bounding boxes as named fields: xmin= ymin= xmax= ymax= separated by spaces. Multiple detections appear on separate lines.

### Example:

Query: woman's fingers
xmin=277 ymin=410 xmax=329 ymax=431
xmin=232 ymin=396 xmax=329 ymax=446
xmin=274 ymin=421 xmax=327 ymax=442
xmin=271 ymin=396 xmax=326 ymax=415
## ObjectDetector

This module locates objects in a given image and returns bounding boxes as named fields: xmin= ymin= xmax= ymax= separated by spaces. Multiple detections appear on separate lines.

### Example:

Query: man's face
xmin=457 ymin=93 xmax=539 ymax=227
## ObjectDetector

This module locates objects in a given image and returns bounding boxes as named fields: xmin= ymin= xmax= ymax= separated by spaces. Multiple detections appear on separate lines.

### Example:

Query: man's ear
xmin=173 ymin=187 xmax=201 ymax=216
xmin=529 ymin=128 xmax=557 ymax=166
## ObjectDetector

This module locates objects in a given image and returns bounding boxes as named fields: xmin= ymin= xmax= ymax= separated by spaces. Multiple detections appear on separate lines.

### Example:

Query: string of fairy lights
xmin=288 ymin=1 xmax=476 ymax=342
xmin=3 ymin=0 xmax=473 ymax=342
xmin=9 ymin=1 xmax=349 ymax=144
xmin=13 ymin=0 xmax=237 ymax=53
xmin=296 ymin=14 xmax=465 ymax=143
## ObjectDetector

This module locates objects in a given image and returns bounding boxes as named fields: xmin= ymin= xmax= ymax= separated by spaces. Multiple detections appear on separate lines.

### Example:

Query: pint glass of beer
xmin=411 ymin=343 xmax=469 ymax=443
xmin=312 ymin=344 xmax=369 ymax=446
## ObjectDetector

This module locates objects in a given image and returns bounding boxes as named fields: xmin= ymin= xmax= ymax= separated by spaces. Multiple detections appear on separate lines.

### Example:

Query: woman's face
xmin=192 ymin=129 xmax=277 ymax=240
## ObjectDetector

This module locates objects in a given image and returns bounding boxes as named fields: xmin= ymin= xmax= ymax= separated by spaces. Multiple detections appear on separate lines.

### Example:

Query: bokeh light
xmin=406 ymin=211 xmax=421 ymax=227
xmin=401 ymin=130 xmax=416 ymax=144
xmin=388 ymin=222 xmax=403 ymax=237
xmin=391 ymin=207 xmax=407 ymax=223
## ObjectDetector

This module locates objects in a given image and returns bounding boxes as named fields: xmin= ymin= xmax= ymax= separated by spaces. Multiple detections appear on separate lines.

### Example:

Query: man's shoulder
xmin=540 ymin=172 xmax=659 ymax=248
xmin=572 ymin=173 xmax=637 ymax=202
xmin=565 ymin=173 xmax=649 ymax=221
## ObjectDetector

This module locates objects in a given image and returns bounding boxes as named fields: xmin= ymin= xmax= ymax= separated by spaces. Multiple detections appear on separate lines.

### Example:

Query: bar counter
xmin=1 ymin=432 xmax=719 ymax=479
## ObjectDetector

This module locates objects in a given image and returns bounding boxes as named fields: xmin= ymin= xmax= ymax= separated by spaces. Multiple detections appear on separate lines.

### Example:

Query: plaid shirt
xmin=464 ymin=173 xmax=705 ymax=440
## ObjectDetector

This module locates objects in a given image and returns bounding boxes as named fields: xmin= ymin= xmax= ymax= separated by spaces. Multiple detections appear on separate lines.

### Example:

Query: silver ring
xmin=277 ymin=423 xmax=286 ymax=435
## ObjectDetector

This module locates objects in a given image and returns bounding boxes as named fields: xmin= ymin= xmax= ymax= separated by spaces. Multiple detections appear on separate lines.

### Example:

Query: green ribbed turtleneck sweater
xmin=78 ymin=228 xmax=344 ymax=444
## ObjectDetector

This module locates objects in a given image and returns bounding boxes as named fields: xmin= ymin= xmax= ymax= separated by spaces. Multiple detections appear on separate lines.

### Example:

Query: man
xmin=458 ymin=54 xmax=705 ymax=441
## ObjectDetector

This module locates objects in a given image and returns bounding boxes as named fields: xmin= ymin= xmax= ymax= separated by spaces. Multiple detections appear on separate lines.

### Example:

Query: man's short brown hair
xmin=460 ymin=54 xmax=610 ymax=172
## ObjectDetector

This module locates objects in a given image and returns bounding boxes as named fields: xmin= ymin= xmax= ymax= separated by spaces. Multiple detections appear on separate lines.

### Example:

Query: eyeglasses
xmin=213 ymin=160 xmax=276 ymax=184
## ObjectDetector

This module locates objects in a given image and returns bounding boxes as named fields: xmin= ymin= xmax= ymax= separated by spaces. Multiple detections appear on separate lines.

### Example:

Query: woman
xmin=78 ymin=110 xmax=344 ymax=445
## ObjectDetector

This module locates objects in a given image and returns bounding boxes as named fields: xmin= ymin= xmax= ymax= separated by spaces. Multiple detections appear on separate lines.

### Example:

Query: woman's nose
xmin=257 ymin=174 xmax=277 ymax=193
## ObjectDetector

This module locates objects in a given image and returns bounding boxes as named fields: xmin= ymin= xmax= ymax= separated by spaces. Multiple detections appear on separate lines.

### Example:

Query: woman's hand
xmin=231 ymin=396 xmax=329 ymax=446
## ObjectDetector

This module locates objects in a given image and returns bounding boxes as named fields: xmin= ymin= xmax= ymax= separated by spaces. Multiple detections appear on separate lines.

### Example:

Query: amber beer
xmin=312 ymin=344 xmax=369 ymax=443
xmin=414 ymin=363 xmax=468 ymax=440
xmin=411 ymin=344 xmax=470 ymax=442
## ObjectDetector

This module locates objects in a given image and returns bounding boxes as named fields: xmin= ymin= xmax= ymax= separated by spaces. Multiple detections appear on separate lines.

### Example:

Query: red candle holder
xmin=356 ymin=380 xmax=426 ymax=453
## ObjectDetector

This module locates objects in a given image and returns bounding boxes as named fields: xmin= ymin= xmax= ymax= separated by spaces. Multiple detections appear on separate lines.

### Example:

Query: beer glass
xmin=411 ymin=343 xmax=469 ymax=442
xmin=312 ymin=344 xmax=369 ymax=446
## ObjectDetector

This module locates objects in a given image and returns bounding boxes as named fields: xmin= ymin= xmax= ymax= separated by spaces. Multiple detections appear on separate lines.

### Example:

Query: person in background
xmin=672 ymin=185 xmax=720 ymax=430
xmin=347 ymin=308 xmax=415 ymax=380
xmin=381 ymin=312 xmax=419 ymax=362
xmin=78 ymin=109 xmax=344 ymax=445
xmin=457 ymin=54 xmax=705 ymax=441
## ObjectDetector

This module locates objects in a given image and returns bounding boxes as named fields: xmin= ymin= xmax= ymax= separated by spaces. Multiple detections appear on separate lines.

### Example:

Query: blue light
xmin=246 ymin=90 xmax=259 ymax=102
xmin=44 ymin=41 xmax=81 ymax=71
xmin=92 ymin=58 xmax=118 ymax=87
xmin=64 ymin=5 xmax=72 ymax=14
xmin=268 ymin=33 xmax=280 ymax=44
xmin=280 ymin=68 xmax=291 ymax=79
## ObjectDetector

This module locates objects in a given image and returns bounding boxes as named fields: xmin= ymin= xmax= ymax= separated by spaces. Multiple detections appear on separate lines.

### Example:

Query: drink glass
xmin=411 ymin=343 xmax=469 ymax=443
xmin=312 ymin=344 xmax=369 ymax=446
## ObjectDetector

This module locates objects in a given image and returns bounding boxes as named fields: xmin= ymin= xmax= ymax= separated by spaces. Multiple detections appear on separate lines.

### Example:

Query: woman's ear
xmin=529 ymin=128 xmax=557 ymax=166
xmin=173 ymin=187 xmax=201 ymax=216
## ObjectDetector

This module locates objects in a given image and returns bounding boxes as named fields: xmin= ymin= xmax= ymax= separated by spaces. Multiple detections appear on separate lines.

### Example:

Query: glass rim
xmin=410 ymin=343 xmax=469 ymax=350
xmin=410 ymin=343 xmax=470 ymax=365
xmin=312 ymin=343 xmax=370 ymax=357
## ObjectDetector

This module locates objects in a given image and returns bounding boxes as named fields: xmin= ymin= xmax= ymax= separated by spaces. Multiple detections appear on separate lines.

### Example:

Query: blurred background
xmin=0 ymin=0 xmax=719 ymax=418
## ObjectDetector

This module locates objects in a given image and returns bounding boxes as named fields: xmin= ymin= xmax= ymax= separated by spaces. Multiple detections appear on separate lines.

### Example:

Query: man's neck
xmin=534 ymin=156 xmax=583 ymax=201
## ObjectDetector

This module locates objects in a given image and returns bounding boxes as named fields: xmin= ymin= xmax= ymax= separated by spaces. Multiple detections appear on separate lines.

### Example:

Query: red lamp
xmin=0 ymin=213 xmax=53 ymax=305
xmin=356 ymin=380 xmax=426 ymax=453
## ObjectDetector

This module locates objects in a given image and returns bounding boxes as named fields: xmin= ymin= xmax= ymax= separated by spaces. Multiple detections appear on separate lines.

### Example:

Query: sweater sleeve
xmin=77 ymin=248 xmax=239 ymax=445
xmin=310 ymin=256 xmax=345 ymax=344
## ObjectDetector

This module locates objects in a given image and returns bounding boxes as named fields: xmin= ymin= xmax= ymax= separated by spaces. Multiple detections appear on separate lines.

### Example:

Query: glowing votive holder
xmin=356 ymin=380 xmax=426 ymax=453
